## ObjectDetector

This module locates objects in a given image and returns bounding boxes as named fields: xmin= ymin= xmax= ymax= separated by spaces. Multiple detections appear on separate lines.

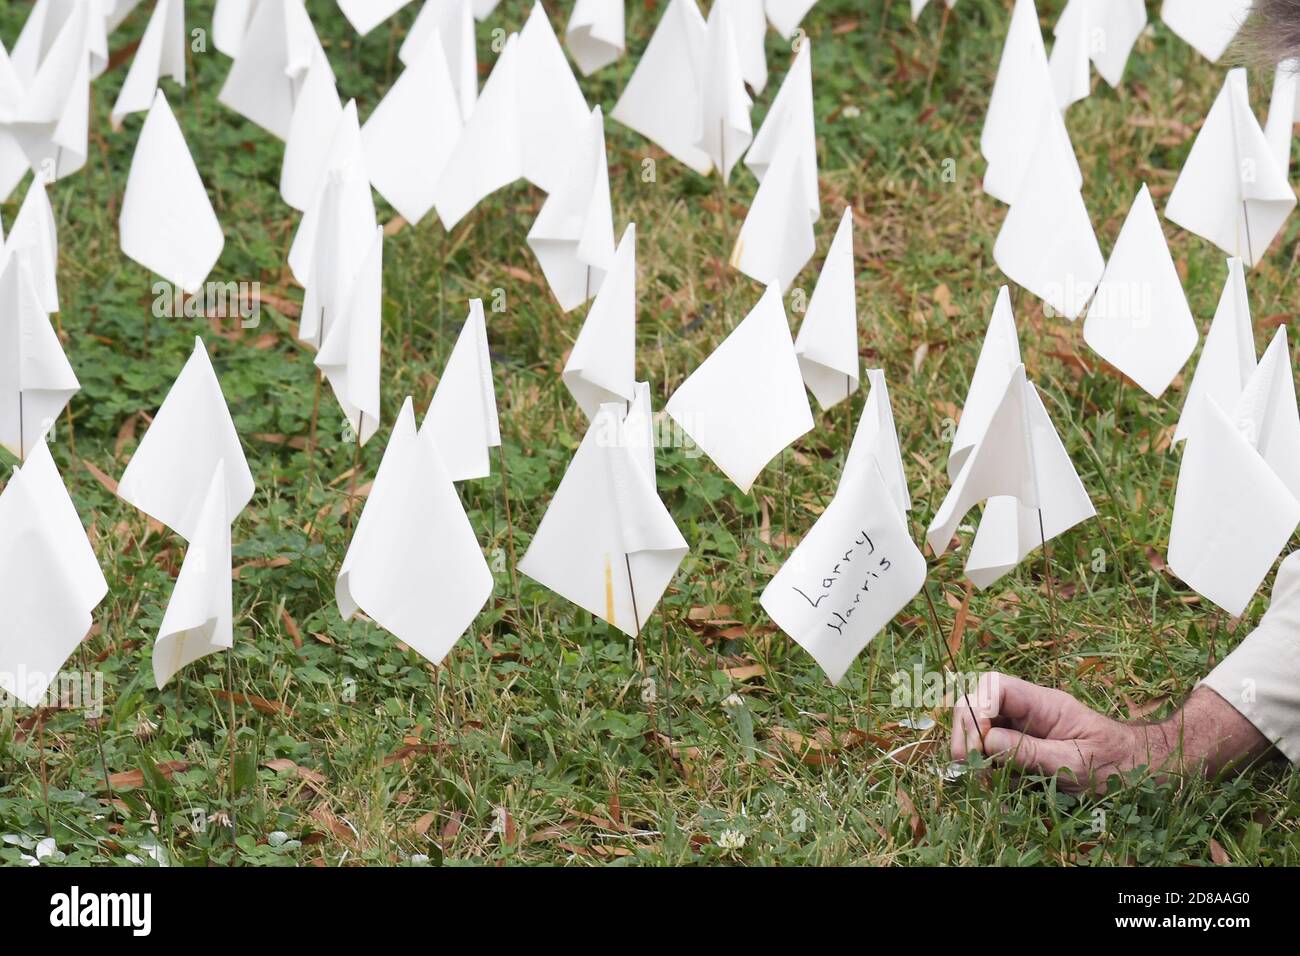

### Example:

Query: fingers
xmin=982 ymin=727 xmax=1085 ymax=779
xmin=950 ymin=672 xmax=1001 ymax=761
xmin=981 ymin=673 xmax=1079 ymax=739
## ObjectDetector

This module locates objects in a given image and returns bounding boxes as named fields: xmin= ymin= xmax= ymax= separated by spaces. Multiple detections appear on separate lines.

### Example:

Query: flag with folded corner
xmin=927 ymin=365 xmax=1095 ymax=589
xmin=317 ymin=226 xmax=383 ymax=448
xmin=1161 ymin=0 xmax=1252 ymax=63
xmin=289 ymin=100 xmax=377 ymax=348
xmin=611 ymin=0 xmax=711 ymax=175
xmin=746 ymin=38 xmax=818 ymax=222
xmin=421 ymin=299 xmax=501 ymax=482
xmin=567 ymin=0 xmax=625 ymax=76
xmin=117 ymin=338 xmax=255 ymax=541
xmin=520 ymin=387 xmax=688 ymax=640
xmin=1049 ymin=0 xmax=1146 ymax=110
xmin=10 ymin=0 xmax=108 ymax=82
xmin=699 ymin=0 xmax=753 ymax=184
xmin=338 ymin=0 xmax=415 ymax=36
xmin=119 ymin=91 xmax=224 ymax=294
xmin=1166 ymin=69 xmax=1296 ymax=269
xmin=841 ymin=369 xmax=911 ymax=515
xmin=1168 ymin=396 xmax=1300 ymax=617
xmin=152 ymin=464 xmax=233 ymax=689
xmin=982 ymin=0 xmax=1082 ymax=205
xmin=1236 ymin=327 xmax=1300 ymax=500
xmin=949 ymin=286 xmax=1020 ymax=479
xmin=762 ymin=454 xmax=925 ymax=685
xmin=0 ymin=440 xmax=107 ymax=708
xmin=666 ymin=285 xmax=814 ymax=493
xmin=794 ymin=207 xmax=857 ymax=410
xmin=1083 ymin=184 xmax=1198 ymax=398
xmin=400 ymin=0 xmax=477 ymax=121
xmin=218 ymin=0 xmax=329 ymax=141
xmin=433 ymin=32 xmax=523 ymax=229
xmin=0 ymin=252 xmax=77 ymax=461
xmin=281 ymin=51 xmax=340 ymax=212
xmin=993 ymin=127 xmax=1103 ymax=321
xmin=731 ymin=136 xmax=814 ymax=293
xmin=563 ymin=223 xmax=636 ymax=418
xmin=362 ymin=29 xmax=462 ymax=226
xmin=517 ymin=2 xmax=590 ymax=194
xmin=526 ymin=106 xmax=616 ymax=312
xmin=2 ymin=176 xmax=59 ymax=314
xmin=721 ymin=0 xmax=768 ymax=94
xmin=474 ymin=0 xmax=501 ymax=19
xmin=1264 ymin=61 xmax=1297 ymax=181
xmin=338 ymin=397 xmax=493 ymax=666
xmin=768 ymin=0 xmax=818 ymax=36
xmin=1175 ymin=258 xmax=1255 ymax=446
xmin=213 ymin=0 xmax=257 ymax=58
xmin=110 ymin=0 xmax=185 ymax=128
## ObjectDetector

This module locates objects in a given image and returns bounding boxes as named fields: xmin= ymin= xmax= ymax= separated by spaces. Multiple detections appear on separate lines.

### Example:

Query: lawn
xmin=2 ymin=0 xmax=1298 ymax=867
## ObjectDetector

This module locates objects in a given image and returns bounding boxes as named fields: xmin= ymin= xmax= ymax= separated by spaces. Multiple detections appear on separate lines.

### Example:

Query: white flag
xmin=117 ymin=338 xmax=255 ymax=541
xmin=10 ymin=0 xmax=108 ymax=81
xmin=0 ymin=251 xmax=78 ymax=461
xmin=698 ymin=0 xmax=753 ymax=184
xmin=217 ymin=0 xmax=328 ymax=141
xmin=731 ymin=136 xmax=814 ymax=293
xmin=338 ymin=397 xmax=493 ymax=665
xmin=982 ymin=0 xmax=1082 ymax=205
xmin=993 ymin=126 xmax=1103 ymax=320
xmin=110 ymin=0 xmax=185 ymax=128
xmin=473 ymin=0 xmax=501 ymax=19
xmin=338 ymin=0 xmax=415 ymax=36
xmin=1236 ymin=326 xmax=1300 ymax=500
xmin=1049 ymin=0 xmax=1146 ymax=109
xmin=517 ymin=1 xmax=590 ymax=195
xmin=119 ymin=91 xmax=224 ymax=294
xmin=841 ymin=369 xmax=911 ymax=515
xmin=768 ymin=0 xmax=818 ymax=36
xmin=1168 ymin=395 xmax=1300 ymax=617
xmin=794 ymin=207 xmax=857 ymax=410
xmin=666 ymin=285 xmax=814 ymax=493
xmin=1265 ymin=59 xmax=1297 ymax=176
xmin=1161 ymin=0 xmax=1252 ymax=63
xmin=289 ymin=100 xmax=377 ymax=347
xmin=0 ymin=441 xmax=107 ymax=707
xmin=400 ymin=0 xmax=477 ymax=121
xmin=721 ymin=0 xmax=769 ymax=94
xmin=280 ymin=50 xmax=341 ymax=212
xmin=610 ymin=0 xmax=712 ymax=175
xmin=421 ymin=299 xmax=501 ymax=481
xmin=1166 ymin=69 xmax=1296 ymax=268
xmin=213 ymin=0 xmax=258 ymax=58
xmin=746 ymin=38 xmax=818 ymax=221
xmin=362 ymin=28 xmax=463 ymax=226
xmin=2 ymin=175 xmax=59 ymax=314
xmin=1174 ymin=258 xmax=1255 ymax=446
xmin=520 ymin=389 xmax=688 ymax=639
xmin=0 ymin=39 xmax=26 ymax=200
xmin=526 ymin=106 xmax=616 ymax=312
xmin=950 ymin=286 xmax=1020 ymax=479
xmin=762 ymin=454 xmax=925 ymax=685
xmin=317 ymin=226 xmax=383 ymax=448
xmin=153 ymin=465 xmax=233 ymax=688
xmin=1083 ymin=184 xmax=1198 ymax=398
xmin=567 ymin=0 xmax=625 ymax=76
xmin=563 ymin=222 xmax=637 ymax=418
xmin=433 ymin=32 xmax=523 ymax=230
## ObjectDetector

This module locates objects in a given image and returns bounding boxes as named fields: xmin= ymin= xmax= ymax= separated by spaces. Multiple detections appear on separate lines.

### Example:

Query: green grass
xmin=2 ymin=0 xmax=1299 ymax=867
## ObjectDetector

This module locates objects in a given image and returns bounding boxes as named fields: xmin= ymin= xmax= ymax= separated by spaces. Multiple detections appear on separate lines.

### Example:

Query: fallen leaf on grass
xmin=896 ymin=786 xmax=926 ymax=843
xmin=106 ymin=760 xmax=190 ymax=791
xmin=1209 ymin=838 xmax=1231 ymax=866
xmin=309 ymin=805 xmax=356 ymax=846
xmin=215 ymin=689 xmax=293 ymax=718
xmin=262 ymin=758 xmax=326 ymax=787
xmin=769 ymin=725 xmax=876 ymax=765
xmin=722 ymin=663 xmax=766 ymax=681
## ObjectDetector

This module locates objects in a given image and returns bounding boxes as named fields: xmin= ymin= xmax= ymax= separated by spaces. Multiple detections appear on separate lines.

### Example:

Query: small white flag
xmin=2 ymin=175 xmax=60 ymax=314
xmin=117 ymin=338 xmax=255 ymax=541
xmin=110 ymin=0 xmax=185 ymax=128
xmin=1049 ymin=0 xmax=1146 ymax=109
xmin=317 ymin=226 xmax=383 ymax=448
xmin=473 ymin=0 xmax=501 ymax=19
xmin=0 ymin=440 xmax=107 ymax=707
xmin=1166 ymin=69 xmax=1296 ymax=268
xmin=1236 ymin=326 xmax=1300 ymax=500
xmin=666 ymin=285 xmax=814 ymax=493
xmin=1161 ymin=0 xmax=1252 ymax=63
xmin=721 ymin=0 xmax=769 ymax=94
xmin=1174 ymin=258 xmax=1255 ymax=446
xmin=119 ymin=91 xmax=224 ymax=294
xmin=841 ymin=369 xmax=911 ymax=515
xmin=526 ymin=106 xmax=616 ymax=312
xmin=1083 ymin=183 xmax=1198 ymax=398
xmin=567 ymin=0 xmax=625 ymax=76
xmin=517 ymin=1 xmax=590 ymax=195
xmin=362 ymin=28 xmax=463 ymax=226
xmin=768 ymin=0 xmax=818 ymax=36
xmin=400 ymin=0 xmax=477 ymax=121
xmin=1265 ymin=60 xmax=1297 ymax=177
xmin=563 ymin=222 xmax=637 ymax=418
xmin=421 ymin=299 xmax=501 ymax=481
xmin=1168 ymin=395 xmax=1300 ymax=617
xmin=762 ymin=454 xmax=925 ymax=685
xmin=698 ymin=0 xmax=753 ymax=184
xmin=794 ymin=207 xmax=857 ymax=410
xmin=0 ymin=250 xmax=77 ymax=461
xmin=338 ymin=0 xmax=415 ymax=36
xmin=950 ymin=286 xmax=1020 ymax=479
xmin=338 ymin=397 xmax=493 ymax=665
xmin=281 ymin=51 xmax=341 ymax=213
xmin=153 ymin=464 xmax=233 ymax=688
xmin=213 ymin=0 xmax=258 ymax=58
xmin=746 ymin=38 xmax=818 ymax=221
xmin=610 ymin=0 xmax=712 ymax=175
xmin=520 ymin=388 xmax=688 ymax=639
xmin=731 ymin=136 xmax=814 ymax=293
xmin=10 ymin=0 xmax=108 ymax=81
